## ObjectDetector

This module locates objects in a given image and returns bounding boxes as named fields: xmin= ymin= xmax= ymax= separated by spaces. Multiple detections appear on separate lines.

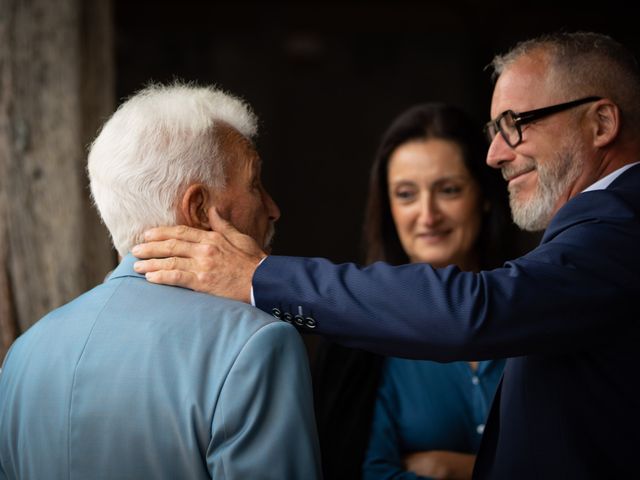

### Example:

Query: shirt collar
xmin=582 ymin=161 xmax=640 ymax=193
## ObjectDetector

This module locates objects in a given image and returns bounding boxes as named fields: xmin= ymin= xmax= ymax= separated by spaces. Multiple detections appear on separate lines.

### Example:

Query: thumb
xmin=207 ymin=206 xmax=266 ymax=258
xmin=207 ymin=206 xmax=237 ymax=236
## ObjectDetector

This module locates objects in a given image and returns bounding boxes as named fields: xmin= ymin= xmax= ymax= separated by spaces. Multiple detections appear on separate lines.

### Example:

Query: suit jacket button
xmin=304 ymin=317 xmax=316 ymax=329
xmin=271 ymin=308 xmax=282 ymax=319
xmin=283 ymin=312 xmax=293 ymax=323
xmin=294 ymin=315 xmax=304 ymax=326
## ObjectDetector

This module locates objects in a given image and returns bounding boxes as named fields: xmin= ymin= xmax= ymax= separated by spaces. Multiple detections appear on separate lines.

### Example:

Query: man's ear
xmin=591 ymin=99 xmax=620 ymax=148
xmin=179 ymin=184 xmax=211 ymax=229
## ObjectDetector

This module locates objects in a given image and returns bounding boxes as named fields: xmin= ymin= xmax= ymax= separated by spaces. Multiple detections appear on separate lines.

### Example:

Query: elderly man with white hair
xmin=0 ymin=83 xmax=321 ymax=480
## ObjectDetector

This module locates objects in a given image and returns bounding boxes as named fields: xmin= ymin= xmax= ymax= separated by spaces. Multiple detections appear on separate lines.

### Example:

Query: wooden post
xmin=0 ymin=0 xmax=116 ymax=361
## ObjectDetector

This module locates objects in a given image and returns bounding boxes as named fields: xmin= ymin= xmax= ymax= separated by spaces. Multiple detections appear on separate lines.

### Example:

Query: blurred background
xmin=1 ymin=0 xmax=638 ymax=359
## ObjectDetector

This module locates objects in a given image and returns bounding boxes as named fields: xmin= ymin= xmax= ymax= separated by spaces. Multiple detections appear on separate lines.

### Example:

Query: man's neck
xmin=575 ymin=148 xmax=637 ymax=195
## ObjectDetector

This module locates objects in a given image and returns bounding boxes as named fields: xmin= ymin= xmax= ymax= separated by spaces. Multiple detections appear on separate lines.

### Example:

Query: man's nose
xmin=486 ymin=133 xmax=516 ymax=169
xmin=265 ymin=190 xmax=281 ymax=222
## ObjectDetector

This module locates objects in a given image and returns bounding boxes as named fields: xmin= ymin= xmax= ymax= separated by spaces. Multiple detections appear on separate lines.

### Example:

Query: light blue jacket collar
xmin=107 ymin=253 xmax=146 ymax=281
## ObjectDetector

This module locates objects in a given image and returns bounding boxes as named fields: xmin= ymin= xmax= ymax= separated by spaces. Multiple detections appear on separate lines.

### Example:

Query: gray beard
xmin=509 ymin=140 xmax=583 ymax=232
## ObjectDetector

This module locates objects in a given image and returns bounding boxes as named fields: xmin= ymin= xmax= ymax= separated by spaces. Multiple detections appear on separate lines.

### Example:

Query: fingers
xmin=142 ymin=225 xmax=209 ymax=243
xmin=208 ymin=206 xmax=267 ymax=257
xmin=133 ymin=256 xmax=192 ymax=274
xmin=144 ymin=269 xmax=196 ymax=290
xmin=132 ymin=238 xmax=216 ymax=260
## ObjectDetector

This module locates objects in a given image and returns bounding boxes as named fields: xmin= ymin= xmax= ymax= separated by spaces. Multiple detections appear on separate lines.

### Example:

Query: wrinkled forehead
xmin=215 ymin=122 xmax=260 ymax=183
xmin=217 ymin=122 xmax=258 ymax=160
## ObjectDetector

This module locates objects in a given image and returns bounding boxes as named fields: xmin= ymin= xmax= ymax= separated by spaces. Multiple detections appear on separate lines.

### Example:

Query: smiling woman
xmin=360 ymin=103 xmax=513 ymax=479
xmin=387 ymin=138 xmax=484 ymax=271
xmin=312 ymin=103 xmax=518 ymax=480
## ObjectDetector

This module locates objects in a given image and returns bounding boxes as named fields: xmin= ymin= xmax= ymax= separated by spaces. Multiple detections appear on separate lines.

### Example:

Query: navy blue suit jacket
xmin=253 ymin=164 xmax=640 ymax=478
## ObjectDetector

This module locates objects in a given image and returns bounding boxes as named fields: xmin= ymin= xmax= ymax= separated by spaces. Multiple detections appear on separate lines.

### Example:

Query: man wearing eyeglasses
xmin=132 ymin=32 xmax=640 ymax=478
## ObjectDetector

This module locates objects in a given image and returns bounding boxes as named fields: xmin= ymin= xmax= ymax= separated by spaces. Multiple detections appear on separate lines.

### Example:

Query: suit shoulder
xmin=189 ymin=290 xmax=282 ymax=329
xmin=15 ymin=281 xmax=118 ymax=335
xmin=242 ymin=318 xmax=304 ymax=346
xmin=232 ymin=320 xmax=307 ymax=365
xmin=102 ymin=275 xmax=278 ymax=329
xmin=109 ymin=278 xmax=293 ymax=345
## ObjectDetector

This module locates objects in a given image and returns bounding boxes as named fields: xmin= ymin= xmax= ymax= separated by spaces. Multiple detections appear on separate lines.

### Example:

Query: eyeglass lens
xmin=499 ymin=112 xmax=519 ymax=147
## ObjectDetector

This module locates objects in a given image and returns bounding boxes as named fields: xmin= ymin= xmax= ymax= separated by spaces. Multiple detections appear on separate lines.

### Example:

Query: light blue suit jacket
xmin=0 ymin=254 xmax=321 ymax=479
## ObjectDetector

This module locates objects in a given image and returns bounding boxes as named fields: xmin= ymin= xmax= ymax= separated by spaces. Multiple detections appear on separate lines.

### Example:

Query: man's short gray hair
xmin=88 ymin=82 xmax=257 ymax=257
xmin=489 ymin=31 xmax=640 ymax=130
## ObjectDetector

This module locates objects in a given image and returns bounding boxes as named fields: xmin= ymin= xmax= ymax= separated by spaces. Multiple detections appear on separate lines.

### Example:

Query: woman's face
xmin=387 ymin=138 xmax=484 ymax=270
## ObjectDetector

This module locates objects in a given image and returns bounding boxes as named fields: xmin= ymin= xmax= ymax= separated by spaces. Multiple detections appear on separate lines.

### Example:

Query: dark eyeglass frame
xmin=485 ymin=96 xmax=602 ymax=148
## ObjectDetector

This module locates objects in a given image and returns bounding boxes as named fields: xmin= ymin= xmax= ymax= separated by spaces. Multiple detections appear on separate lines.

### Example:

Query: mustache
xmin=501 ymin=162 xmax=536 ymax=181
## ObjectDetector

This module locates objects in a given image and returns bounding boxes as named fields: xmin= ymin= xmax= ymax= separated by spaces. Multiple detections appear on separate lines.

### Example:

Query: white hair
xmin=88 ymin=82 xmax=258 ymax=256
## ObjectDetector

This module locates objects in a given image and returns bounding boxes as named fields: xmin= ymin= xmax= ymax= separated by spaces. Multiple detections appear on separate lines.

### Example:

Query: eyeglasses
xmin=484 ymin=96 xmax=602 ymax=148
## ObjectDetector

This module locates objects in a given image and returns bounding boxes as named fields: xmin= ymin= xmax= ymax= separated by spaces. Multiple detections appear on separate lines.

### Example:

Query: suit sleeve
xmin=207 ymin=321 xmax=321 ymax=479
xmin=253 ymin=189 xmax=640 ymax=361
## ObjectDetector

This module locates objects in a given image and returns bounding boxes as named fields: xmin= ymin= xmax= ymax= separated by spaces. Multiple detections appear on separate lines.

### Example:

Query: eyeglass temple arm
xmin=515 ymin=96 xmax=603 ymax=123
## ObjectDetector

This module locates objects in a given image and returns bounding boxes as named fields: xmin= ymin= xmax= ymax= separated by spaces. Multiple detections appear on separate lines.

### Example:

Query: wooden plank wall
xmin=0 ymin=0 xmax=117 ymax=361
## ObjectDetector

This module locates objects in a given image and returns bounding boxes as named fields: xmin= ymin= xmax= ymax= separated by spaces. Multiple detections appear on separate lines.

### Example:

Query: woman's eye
xmin=439 ymin=185 xmax=462 ymax=196
xmin=395 ymin=190 xmax=415 ymax=200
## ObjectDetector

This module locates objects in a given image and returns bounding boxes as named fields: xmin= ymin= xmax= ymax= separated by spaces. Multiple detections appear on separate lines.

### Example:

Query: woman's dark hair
xmin=362 ymin=102 xmax=516 ymax=269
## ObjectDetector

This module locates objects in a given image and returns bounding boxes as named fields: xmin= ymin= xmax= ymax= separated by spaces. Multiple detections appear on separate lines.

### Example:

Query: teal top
xmin=363 ymin=358 xmax=504 ymax=479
